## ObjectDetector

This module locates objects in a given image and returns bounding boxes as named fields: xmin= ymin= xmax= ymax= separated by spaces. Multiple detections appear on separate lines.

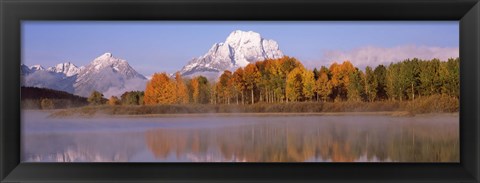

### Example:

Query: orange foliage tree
xmin=175 ymin=72 xmax=189 ymax=104
xmin=144 ymin=72 xmax=177 ymax=105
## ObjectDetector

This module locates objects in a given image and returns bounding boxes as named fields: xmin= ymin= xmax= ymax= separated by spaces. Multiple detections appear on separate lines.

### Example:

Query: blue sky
xmin=22 ymin=21 xmax=459 ymax=76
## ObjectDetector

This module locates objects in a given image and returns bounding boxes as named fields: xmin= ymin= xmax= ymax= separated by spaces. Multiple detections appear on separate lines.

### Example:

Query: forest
xmin=142 ymin=56 xmax=459 ymax=106
xmin=21 ymin=86 xmax=89 ymax=109
xmin=44 ymin=56 xmax=460 ymax=115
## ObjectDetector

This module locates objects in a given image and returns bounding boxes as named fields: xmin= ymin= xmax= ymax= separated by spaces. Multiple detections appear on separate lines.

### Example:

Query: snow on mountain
xmin=23 ymin=70 xmax=76 ymax=93
xmin=21 ymin=64 xmax=32 ymax=75
xmin=179 ymin=30 xmax=284 ymax=77
xmin=29 ymin=64 xmax=45 ymax=71
xmin=23 ymin=63 xmax=76 ymax=93
xmin=21 ymin=53 xmax=147 ymax=97
xmin=47 ymin=62 xmax=82 ymax=77
xmin=73 ymin=53 xmax=147 ymax=97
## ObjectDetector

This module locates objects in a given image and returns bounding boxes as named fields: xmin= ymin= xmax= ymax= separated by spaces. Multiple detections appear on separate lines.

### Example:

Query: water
xmin=22 ymin=111 xmax=459 ymax=162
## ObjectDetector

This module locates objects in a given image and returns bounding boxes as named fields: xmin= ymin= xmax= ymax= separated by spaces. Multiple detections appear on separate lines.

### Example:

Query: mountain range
xmin=21 ymin=53 xmax=147 ymax=97
xmin=22 ymin=30 xmax=284 ymax=97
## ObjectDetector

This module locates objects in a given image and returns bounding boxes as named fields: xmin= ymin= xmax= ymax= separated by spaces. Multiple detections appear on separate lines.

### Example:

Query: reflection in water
xmin=22 ymin=111 xmax=459 ymax=162
xmin=144 ymin=116 xmax=458 ymax=162
xmin=23 ymin=132 xmax=145 ymax=162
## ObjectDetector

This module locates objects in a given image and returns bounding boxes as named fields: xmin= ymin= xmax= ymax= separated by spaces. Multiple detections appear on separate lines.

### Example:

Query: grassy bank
xmin=49 ymin=94 xmax=458 ymax=117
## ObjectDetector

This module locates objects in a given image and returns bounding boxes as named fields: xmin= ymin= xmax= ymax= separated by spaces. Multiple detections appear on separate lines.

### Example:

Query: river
xmin=21 ymin=110 xmax=459 ymax=162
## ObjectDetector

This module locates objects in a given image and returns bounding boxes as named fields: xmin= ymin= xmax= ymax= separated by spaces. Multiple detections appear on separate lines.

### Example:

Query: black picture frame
xmin=1 ymin=0 xmax=479 ymax=182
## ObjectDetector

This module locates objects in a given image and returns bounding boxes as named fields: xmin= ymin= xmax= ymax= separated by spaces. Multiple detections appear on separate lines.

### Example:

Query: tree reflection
xmin=145 ymin=119 xmax=459 ymax=162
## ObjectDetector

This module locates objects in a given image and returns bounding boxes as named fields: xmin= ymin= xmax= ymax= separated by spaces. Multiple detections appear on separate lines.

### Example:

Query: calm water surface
xmin=22 ymin=111 xmax=459 ymax=162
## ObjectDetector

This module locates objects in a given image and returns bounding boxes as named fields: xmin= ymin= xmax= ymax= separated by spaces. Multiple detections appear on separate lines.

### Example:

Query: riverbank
xmin=47 ymin=95 xmax=458 ymax=118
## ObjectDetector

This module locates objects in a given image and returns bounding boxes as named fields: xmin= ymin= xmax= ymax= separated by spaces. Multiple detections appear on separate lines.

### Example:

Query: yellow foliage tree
xmin=243 ymin=64 xmax=261 ymax=104
xmin=329 ymin=61 xmax=356 ymax=101
xmin=108 ymin=96 xmax=120 ymax=105
xmin=218 ymin=70 xmax=233 ymax=104
xmin=191 ymin=77 xmax=200 ymax=104
xmin=175 ymin=72 xmax=189 ymax=104
xmin=315 ymin=69 xmax=333 ymax=102
xmin=286 ymin=67 xmax=304 ymax=102
xmin=302 ymin=69 xmax=315 ymax=101
xmin=232 ymin=67 xmax=246 ymax=104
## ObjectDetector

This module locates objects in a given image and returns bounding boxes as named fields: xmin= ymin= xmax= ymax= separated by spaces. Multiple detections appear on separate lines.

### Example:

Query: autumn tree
xmin=196 ymin=76 xmax=211 ymax=104
xmin=386 ymin=63 xmax=401 ymax=100
xmin=443 ymin=58 xmax=460 ymax=98
xmin=218 ymin=70 xmax=233 ymax=104
xmin=302 ymin=68 xmax=316 ymax=101
xmin=121 ymin=91 xmax=144 ymax=105
xmin=144 ymin=73 xmax=176 ymax=105
xmin=329 ymin=61 xmax=356 ymax=101
xmin=191 ymin=77 xmax=200 ymax=104
xmin=315 ymin=66 xmax=332 ymax=102
xmin=40 ymin=98 xmax=54 ymax=109
xmin=347 ymin=69 xmax=365 ymax=102
xmin=232 ymin=67 xmax=246 ymax=104
xmin=87 ymin=90 xmax=104 ymax=105
xmin=286 ymin=67 xmax=304 ymax=102
xmin=419 ymin=59 xmax=442 ymax=96
xmin=175 ymin=72 xmax=189 ymax=104
xmin=373 ymin=65 xmax=387 ymax=100
xmin=244 ymin=64 xmax=261 ymax=104
xmin=255 ymin=61 xmax=270 ymax=103
xmin=190 ymin=76 xmax=212 ymax=104
xmin=364 ymin=66 xmax=378 ymax=102
xmin=108 ymin=96 xmax=121 ymax=105
xmin=266 ymin=59 xmax=284 ymax=103
xmin=313 ymin=68 xmax=320 ymax=81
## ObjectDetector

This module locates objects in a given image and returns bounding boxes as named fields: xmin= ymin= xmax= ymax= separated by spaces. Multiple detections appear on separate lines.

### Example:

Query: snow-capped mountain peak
xmin=29 ymin=65 xmax=45 ymax=71
xmin=74 ymin=52 xmax=147 ymax=97
xmin=47 ymin=62 xmax=82 ymax=77
xmin=225 ymin=30 xmax=262 ymax=48
xmin=91 ymin=52 xmax=128 ymax=70
xmin=179 ymin=30 xmax=284 ymax=77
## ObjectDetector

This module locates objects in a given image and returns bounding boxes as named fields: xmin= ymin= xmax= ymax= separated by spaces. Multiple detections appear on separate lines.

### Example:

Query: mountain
xmin=73 ymin=53 xmax=147 ymax=97
xmin=23 ymin=62 xmax=77 ymax=93
xmin=29 ymin=64 xmax=45 ymax=71
xmin=179 ymin=30 xmax=284 ymax=77
xmin=21 ymin=64 xmax=32 ymax=75
xmin=23 ymin=70 xmax=77 ymax=94
xmin=22 ymin=53 xmax=147 ymax=98
xmin=47 ymin=62 xmax=83 ymax=77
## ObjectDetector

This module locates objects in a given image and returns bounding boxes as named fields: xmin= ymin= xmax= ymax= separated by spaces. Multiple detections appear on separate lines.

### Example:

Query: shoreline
xmin=109 ymin=111 xmax=459 ymax=118
xmin=21 ymin=109 xmax=459 ymax=118
xmin=36 ymin=97 xmax=459 ymax=118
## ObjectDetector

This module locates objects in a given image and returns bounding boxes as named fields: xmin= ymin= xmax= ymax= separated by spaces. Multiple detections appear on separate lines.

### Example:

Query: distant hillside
xmin=21 ymin=87 xmax=88 ymax=109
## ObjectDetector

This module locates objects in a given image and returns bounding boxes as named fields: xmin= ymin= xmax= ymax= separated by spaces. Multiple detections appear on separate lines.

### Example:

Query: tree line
xmin=87 ymin=56 xmax=459 ymax=106
xmin=141 ymin=56 xmax=459 ymax=105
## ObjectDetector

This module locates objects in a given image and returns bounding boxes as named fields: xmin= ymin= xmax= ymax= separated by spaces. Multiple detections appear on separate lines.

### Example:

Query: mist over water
xmin=22 ymin=111 xmax=459 ymax=162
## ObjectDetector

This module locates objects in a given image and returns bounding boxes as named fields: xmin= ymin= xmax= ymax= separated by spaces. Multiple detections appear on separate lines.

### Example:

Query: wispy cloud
xmin=318 ymin=45 xmax=459 ymax=69
xmin=103 ymin=78 xmax=147 ymax=98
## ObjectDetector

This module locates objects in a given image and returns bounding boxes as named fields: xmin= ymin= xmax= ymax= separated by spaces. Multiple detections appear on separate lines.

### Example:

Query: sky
xmin=22 ymin=21 xmax=459 ymax=76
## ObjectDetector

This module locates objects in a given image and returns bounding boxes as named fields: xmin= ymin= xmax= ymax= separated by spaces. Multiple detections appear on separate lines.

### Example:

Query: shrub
xmin=40 ymin=98 xmax=54 ymax=110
